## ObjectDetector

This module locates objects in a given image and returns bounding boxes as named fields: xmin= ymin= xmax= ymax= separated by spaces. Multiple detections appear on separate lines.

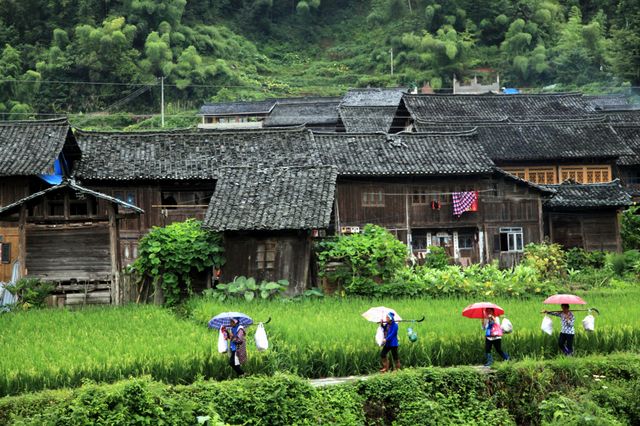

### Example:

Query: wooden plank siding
xmin=548 ymin=211 xmax=621 ymax=252
xmin=335 ymin=175 xmax=544 ymax=264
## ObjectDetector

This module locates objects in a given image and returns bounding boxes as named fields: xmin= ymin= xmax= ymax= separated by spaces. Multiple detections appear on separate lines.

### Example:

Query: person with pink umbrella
xmin=542 ymin=294 xmax=584 ymax=356
xmin=462 ymin=302 xmax=509 ymax=367
xmin=543 ymin=304 xmax=576 ymax=356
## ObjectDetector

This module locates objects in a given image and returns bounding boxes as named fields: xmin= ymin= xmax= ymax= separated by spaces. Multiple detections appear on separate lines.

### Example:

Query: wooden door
xmin=0 ymin=227 xmax=19 ymax=282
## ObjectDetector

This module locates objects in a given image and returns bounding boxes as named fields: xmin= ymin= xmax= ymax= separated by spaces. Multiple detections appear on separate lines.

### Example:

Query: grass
xmin=1 ymin=288 xmax=639 ymax=396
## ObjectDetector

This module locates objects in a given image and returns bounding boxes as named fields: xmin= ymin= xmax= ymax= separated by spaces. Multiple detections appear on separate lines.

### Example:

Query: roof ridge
xmin=403 ymin=92 xmax=584 ymax=98
xmin=0 ymin=117 xmax=69 ymax=126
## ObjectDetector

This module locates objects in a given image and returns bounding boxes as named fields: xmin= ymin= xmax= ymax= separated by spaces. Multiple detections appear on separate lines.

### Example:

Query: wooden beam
xmin=18 ymin=205 xmax=27 ymax=277
xmin=107 ymin=203 xmax=121 ymax=305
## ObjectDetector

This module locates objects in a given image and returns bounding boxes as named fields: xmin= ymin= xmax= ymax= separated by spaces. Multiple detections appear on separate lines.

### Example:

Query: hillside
xmin=0 ymin=0 xmax=639 ymax=123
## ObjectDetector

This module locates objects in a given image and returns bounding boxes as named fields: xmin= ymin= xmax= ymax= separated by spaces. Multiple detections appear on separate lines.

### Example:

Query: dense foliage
xmin=132 ymin=219 xmax=225 ymax=307
xmin=622 ymin=205 xmax=640 ymax=251
xmin=2 ymin=354 xmax=640 ymax=425
xmin=4 ymin=278 xmax=54 ymax=310
xmin=3 ymin=288 xmax=640 ymax=396
xmin=0 ymin=0 xmax=638 ymax=123
xmin=206 ymin=275 xmax=289 ymax=301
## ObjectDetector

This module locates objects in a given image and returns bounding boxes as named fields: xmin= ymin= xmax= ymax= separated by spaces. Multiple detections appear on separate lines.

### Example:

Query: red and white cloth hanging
xmin=452 ymin=191 xmax=478 ymax=217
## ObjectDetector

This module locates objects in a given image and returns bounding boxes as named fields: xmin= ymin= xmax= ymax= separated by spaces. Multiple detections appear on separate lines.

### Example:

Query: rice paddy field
xmin=1 ymin=288 xmax=640 ymax=396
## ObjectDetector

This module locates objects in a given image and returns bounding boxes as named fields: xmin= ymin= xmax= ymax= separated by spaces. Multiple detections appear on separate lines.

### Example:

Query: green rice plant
xmin=2 ymin=288 xmax=640 ymax=396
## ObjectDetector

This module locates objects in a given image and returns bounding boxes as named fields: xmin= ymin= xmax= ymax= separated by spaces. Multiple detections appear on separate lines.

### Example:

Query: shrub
xmin=206 ymin=276 xmax=289 ymax=301
xmin=422 ymin=245 xmax=449 ymax=269
xmin=621 ymin=205 xmax=640 ymax=250
xmin=316 ymin=224 xmax=407 ymax=295
xmin=133 ymin=219 xmax=225 ymax=307
xmin=5 ymin=278 xmax=55 ymax=310
xmin=566 ymin=248 xmax=606 ymax=270
xmin=522 ymin=242 xmax=567 ymax=279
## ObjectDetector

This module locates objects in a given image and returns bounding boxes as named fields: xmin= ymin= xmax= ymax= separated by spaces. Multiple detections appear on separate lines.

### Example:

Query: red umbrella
xmin=462 ymin=302 xmax=505 ymax=319
xmin=543 ymin=294 xmax=586 ymax=305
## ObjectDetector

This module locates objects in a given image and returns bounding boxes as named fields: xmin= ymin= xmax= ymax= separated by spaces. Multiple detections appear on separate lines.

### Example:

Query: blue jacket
xmin=383 ymin=321 xmax=399 ymax=347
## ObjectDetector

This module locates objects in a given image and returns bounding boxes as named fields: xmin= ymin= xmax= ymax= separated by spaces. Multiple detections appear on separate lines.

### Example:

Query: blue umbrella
xmin=208 ymin=312 xmax=253 ymax=329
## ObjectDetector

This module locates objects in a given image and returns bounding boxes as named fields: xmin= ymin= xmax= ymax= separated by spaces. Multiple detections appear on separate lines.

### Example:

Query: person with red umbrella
xmin=543 ymin=304 xmax=576 ymax=356
xmin=463 ymin=302 xmax=509 ymax=367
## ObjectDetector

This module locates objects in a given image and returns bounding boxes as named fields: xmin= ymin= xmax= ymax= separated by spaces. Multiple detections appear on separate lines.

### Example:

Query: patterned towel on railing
xmin=452 ymin=191 xmax=477 ymax=217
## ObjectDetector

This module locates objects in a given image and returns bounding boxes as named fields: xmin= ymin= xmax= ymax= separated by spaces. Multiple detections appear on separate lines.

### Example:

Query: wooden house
xmin=0 ymin=118 xmax=81 ymax=282
xmin=313 ymin=131 xmax=553 ymax=266
xmin=543 ymin=180 xmax=631 ymax=251
xmin=0 ymin=179 xmax=142 ymax=305
xmin=197 ymin=99 xmax=276 ymax=129
xmin=73 ymin=126 xmax=319 ymax=267
xmin=337 ymin=88 xmax=410 ymax=133
xmin=263 ymin=97 xmax=341 ymax=130
xmin=203 ymin=166 xmax=337 ymax=293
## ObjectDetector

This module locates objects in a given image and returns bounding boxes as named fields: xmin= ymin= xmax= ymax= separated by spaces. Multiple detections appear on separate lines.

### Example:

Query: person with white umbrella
xmin=380 ymin=311 xmax=400 ymax=372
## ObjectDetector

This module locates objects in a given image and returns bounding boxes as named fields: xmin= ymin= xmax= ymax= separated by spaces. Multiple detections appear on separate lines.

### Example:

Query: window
xmin=126 ymin=192 xmax=136 ymax=205
xmin=527 ymin=167 xmax=556 ymax=184
xmin=0 ymin=242 xmax=10 ymax=263
xmin=503 ymin=168 xmax=526 ymax=180
xmin=559 ymin=166 xmax=611 ymax=183
xmin=256 ymin=241 xmax=276 ymax=271
xmin=458 ymin=234 xmax=474 ymax=249
xmin=362 ymin=189 xmax=384 ymax=207
xmin=412 ymin=187 xmax=427 ymax=204
xmin=499 ymin=227 xmax=523 ymax=252
xmin=48 ymin=192 xmax=65 ymax=216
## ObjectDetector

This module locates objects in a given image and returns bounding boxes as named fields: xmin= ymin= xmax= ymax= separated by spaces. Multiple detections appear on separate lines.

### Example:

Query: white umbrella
xmin=361 ymin=306 xmax=402 ymax=322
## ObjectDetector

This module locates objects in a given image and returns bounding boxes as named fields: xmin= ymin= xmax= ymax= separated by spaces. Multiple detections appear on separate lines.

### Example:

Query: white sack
xmin=541 ymin=315 xmax=553 ymax=335
xmin=501 ymin=317 xmax=513 ymax=334
xmin=255 ymin=322 xmax=269 ymax=351
xmin=375 ymin=326 xmax=385 ymax=346
xmin=582 ymin=314 xmax=595 ymax=332
xmin=217 ymin=329 xmax=228 ymax=353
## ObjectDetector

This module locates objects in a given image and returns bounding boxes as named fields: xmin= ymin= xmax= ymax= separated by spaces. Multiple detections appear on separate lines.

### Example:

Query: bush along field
xmin=2 ymin=288 xmax=640 ymax=397
xmin=1 ymin=354 xmax=640 ymax=426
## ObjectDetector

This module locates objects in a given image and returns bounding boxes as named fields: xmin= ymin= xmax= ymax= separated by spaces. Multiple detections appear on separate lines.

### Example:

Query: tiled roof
xmin=494 ymin=168 xmax=556 ymax=194
xmin=338 ymin=106 xmax=399 ymax=132
xmin=604 ymin=107 xmax=640 ymax=124
xmin=0 ymin=118 xmax=74 ymax=176
xmin=414 ymin=122 xmax=632 ymax=162
xmin=203 ymin=166 xmax=337 ymax=231
xmin=198 ymin=99 xmax=276 ymax=116
xmin=403 ymin=92 xmax=596 ymax=123
xmin=584 ymin=94 xmax=630 ymax=108
xmin=543 ymin=179 xmax=631 ymax=209
xmin=73 ymin=126 xmax=319 ymax=180
xmin=341 ymin=88 xmax=406 ymax=107
xmin=313 ymin=130 xmax=494 ymax=176
xmin=612 ymin=125 xmax=640 ymax=166
xmin=264 ymin=99 xmax=340 ymax=127
xmin=0 ymin=178 xmax=143 ymax=216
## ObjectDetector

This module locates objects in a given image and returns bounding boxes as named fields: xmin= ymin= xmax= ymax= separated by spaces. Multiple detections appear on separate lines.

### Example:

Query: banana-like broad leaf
xmin=244 ymin=291 xmax=255 ymax=302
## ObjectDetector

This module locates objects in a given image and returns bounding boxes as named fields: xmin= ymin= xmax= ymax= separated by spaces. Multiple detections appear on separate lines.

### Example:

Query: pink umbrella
xmin=462 ymin=302 xmax=505 ymax=319
xmin=543 ymin=294 xmax=586 ymax=305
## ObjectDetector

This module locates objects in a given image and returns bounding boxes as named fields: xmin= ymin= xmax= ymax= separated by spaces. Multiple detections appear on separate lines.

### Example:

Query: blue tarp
xmin=502 ymin=88 xmax=520 ymax=94
xmin=39 ymin=158 xmax=64 ymax=185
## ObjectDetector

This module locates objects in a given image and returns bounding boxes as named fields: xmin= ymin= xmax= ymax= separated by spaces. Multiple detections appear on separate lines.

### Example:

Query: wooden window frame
xmin=256 ymin=241 xmax=277 ymax=271
xmin=411 ymin=187 xmax=427 ymax=205
xmin=362 ymin=189 xmax=385 ymax=207
xmin=559 ymin=165 xmax=611 ymax=183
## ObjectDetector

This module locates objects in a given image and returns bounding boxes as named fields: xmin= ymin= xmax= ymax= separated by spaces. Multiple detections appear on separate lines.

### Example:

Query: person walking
xmin=543 ymin=303 xmax=575 ymax=355
xmin=483 ymin=308 xmax=509 ymax=366
xmin=227 ymin=318 xmax=247 ymax=376
xmin=380 ymin=312 xmax=400 ymax=372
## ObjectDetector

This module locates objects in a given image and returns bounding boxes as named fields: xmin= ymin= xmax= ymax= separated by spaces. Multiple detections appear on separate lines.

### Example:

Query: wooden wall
xmin=222 ymin=231 xmax=312 ymax=294
xmin=335 ymin=174 xmax=544 ymax=264
xmin=548 ymin=210 xmax=622 ymax=252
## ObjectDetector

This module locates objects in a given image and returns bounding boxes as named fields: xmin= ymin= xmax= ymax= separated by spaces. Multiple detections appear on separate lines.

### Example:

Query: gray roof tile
xmin=543 ymin=179 xmax=631 ymax=209
xmin=0 ymin=118 xmax=73 ymax=176
xmin=198 ymin=99 xmax=276 ymax=116
xmin=203 ymin=166 xmax=337 ymax=231
xmin=264 ymin=99 xmax=339 ymax=127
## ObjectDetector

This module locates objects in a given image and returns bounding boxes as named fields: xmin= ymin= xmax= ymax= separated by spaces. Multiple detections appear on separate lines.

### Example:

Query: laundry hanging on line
xmin=452 ymin=191 xmax=478 ymax=217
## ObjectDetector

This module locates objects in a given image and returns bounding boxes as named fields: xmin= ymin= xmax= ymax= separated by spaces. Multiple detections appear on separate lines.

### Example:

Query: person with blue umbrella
xmin=209 ymin=312 xmax=253 ymax=376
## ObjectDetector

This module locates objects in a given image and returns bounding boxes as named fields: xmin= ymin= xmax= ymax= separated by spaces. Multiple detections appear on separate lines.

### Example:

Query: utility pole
xmin=390 ymin=48 xmax=394 ymax=77
xmin=160 ymin=76 xmax=165 ymax=128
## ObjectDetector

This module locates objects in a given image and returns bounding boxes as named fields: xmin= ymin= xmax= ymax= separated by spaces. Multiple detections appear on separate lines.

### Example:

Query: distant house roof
xmin=198 ymin=99 xmax=276 ymax=116
xmin=612 ymin=125 xmax=640 ymax=166
xmin=264 ymin=98 xmax=340 ymax=127
xmin=403 ymin=92 xmax=596 ymax=123
xmin=543 ymin=179 xmax=631 ymax=209
xmin=203 ymin=166 xmax=337 ymax=231
xmin=338 ymin=106 xmax=400 ymax=132
xmin=73 ymin=126 xmax=319 ymax=180
xmin=313 ymin=130 xmax=494 ymax=176
xmin=603 ymin=106 xmax=640 ymax=124
xmin=0 ymin=179 xmax=143 ymax=216
xmin=0 ymin=118 xmax=78 ymax=177
xmin=584 ymin=94 xmax=630 ymax=108
xmin=341 ymin=88 xmax=406 ymax=107
xmin=414 ymin=121 xmax=632 ymax=162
